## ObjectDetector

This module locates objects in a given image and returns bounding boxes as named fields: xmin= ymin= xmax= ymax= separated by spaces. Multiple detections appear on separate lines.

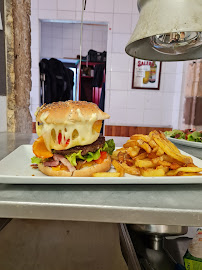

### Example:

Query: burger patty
xmin=53 ymin=135 xmax=105 ymax=156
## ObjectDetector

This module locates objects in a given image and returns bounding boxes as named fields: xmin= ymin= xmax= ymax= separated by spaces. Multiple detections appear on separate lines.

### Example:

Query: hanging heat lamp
xmin=125 ymin=0 xmax=202 ymax=61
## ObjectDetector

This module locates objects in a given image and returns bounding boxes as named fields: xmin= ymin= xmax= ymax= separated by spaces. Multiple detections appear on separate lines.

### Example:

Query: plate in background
xmin=0 ymin=145 xmax=202 ymax=184
xmin=168 ymin=137 xmax=202 ymax=149
xmin=167 ymin=137 xmax=202 ymax=160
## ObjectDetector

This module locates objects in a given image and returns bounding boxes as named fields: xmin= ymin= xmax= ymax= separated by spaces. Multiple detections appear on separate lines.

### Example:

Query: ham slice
xmin=53 ymin=154 xmax=76 ymax=172
xmin=43 ymin=159 xmax=59 ymax=167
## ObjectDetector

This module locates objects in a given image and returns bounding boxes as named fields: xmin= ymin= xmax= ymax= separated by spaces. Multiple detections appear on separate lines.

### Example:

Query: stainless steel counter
xmin=0 ymin=132 xmax=202 ymax=226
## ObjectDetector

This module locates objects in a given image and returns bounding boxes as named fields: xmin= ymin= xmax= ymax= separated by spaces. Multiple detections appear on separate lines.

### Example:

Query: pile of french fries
xmin=93 ymin=130 xmax=202 ymax=177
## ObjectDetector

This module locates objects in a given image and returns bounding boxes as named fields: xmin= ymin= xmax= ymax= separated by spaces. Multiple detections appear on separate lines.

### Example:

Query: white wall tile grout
xmin=29 ymin=0 xmax=184 ymax=128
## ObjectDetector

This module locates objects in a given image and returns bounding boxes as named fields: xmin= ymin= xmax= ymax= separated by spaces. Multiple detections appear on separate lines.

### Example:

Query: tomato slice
xmin=101 ymin=151 xmax=107 ymax=159
xmin=58 ymin=133 xmax=70 ymax=145
xmin=66 ymin=139 xmax=70 ymax=145
xmin=95 ymin=151 xmax=107 ymax=164
xmin=58 ymin=133 xmax=62 ymax=144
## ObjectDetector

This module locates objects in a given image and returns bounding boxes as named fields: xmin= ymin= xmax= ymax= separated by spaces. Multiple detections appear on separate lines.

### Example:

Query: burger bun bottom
xmin=38 ymin=154 xmax=111 ymax=177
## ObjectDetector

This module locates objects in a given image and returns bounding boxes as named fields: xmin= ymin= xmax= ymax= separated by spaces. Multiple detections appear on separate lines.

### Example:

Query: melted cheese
xmin=36 ymin=122 xmax=42 ymax=137
xmin=38 ymin=110 xmax=100 ymax=151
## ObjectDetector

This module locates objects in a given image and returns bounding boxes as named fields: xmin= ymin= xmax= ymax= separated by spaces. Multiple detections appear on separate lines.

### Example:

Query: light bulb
xmin=150 ymin=31 xmax=202 ymax=55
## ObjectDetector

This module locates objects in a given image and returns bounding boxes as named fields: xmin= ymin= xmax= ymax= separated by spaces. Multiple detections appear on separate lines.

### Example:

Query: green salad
xmin=164 ymin=129 xmax=202 ymax=143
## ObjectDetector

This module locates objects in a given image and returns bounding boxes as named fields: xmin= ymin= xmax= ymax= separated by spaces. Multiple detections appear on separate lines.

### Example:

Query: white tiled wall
xmin=176 ymin=61 xmax=189 ymax=130
xmin=30 ymin=0 xmax=184 ymax=129
xmin=41 ymin=22 xmax=107 ymax=59
xmin=0 ymin=96 xmax=7 ymax=132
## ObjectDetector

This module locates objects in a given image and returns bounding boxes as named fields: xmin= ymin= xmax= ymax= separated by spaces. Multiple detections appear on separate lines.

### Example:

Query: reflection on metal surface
xmin=129 ymin=224 xmax=188 ymax=270
xmin=119 ymin=224 xmax=141 ymax=270
xmin=150 ymin=32 xmax=202 ymax=55
xmin=126 ymin=0 xmax=202 ymax=61
xmin=130 ymin=224 xmax=188 ymax=236
xmin=148 ymin=235 xmax=163 ymax=251
xmin=0 ymin=218 xmax=11 ymax=231
xmin=145 ymin=247 xmax=176 ymax=270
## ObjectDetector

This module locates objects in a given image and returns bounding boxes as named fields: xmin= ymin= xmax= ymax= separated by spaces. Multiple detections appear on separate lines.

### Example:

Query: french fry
xmin=149 ymin=139 xmax=158 ymax=148
xmin=156 ymin=147 xmax=164 ymax=156
xmin=158 ymin=160 xmax=171 ymax=167
xmin=152 ymin=146 xmax=159 ymax=153
xmin=166 ymin=170 xmax=178 ymax=176
xmin=140 ymin=168 xmax=165 ymax=177
xmin=187 ymin=163 xmax=197 ymax=167
xmin=123 ymin=140 xmax=138 ymax=148
xmin=130 ymin=134 xmax=151 ymax=143
xmin=151 ymin=156 xmax=163 ymax=165
xmin=160 ymin=131 xmax=181 ymax=154
xmin=148 ymin=152 xmax=158 ymax=159
xmin=135 ymin=158 xmax=156 ymax=168
xmin=111 ymin=154 xmax=119 ymax=161
xmin=112 ymin=148 xmax=126 ymax=156
xmin=120 ymin=163 xmax=140 ymax=175
xmin=116 ymin=130 xmax=202 ymax=177
xmin=111 ymin=148 xmax=126 ymax=161
xmin=162 ymin=154 xmax=176 ymax=163
xmin=153 ymin=136 xmax=193 ymax=164
xmin=167 ymin=167 xmax=202 ymax=176
xmin=175 ymin=167 xmax=202 ymax=174
xmin=127 ymin=146 xmax=140 ymax=158
xmin=170 ymin=163 xmax=181 ymax=170
xmin=112 ymin=160 xmax=125 ymax=177
xmin=126 ymin=158 xmax=134 ymax=166
xmin=92 ymin=172 xmax=121 ymax=177
xmin=156 ymin=165 xmax=169 ymax=173
xmin=137 ymin=140 xmax=152 ymax=153
xmin=133 ymin=152 xmax=147 ymax=161
xmin=118 ymin=151 xmax=125 ymax=163
xmin=177 ymin=172 xmax=202 ymax=176
xmin=149 ymin=130 xmax=160 ymax=138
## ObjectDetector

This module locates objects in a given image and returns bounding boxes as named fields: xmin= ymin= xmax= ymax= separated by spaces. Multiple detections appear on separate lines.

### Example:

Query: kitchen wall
xmin=0 ymin=97 xmax=7 ymax=132
xmin=41 ymin=22 xmax=107 ymax=59
xmin=0 ymin=0 xmax=7 ymax=132
xmin=30 ymin=0 xmax=184 ymax=129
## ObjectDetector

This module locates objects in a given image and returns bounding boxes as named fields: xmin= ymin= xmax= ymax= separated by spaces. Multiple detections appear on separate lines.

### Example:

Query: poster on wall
xmin=132 ymin=58 xmax=162 ymax=90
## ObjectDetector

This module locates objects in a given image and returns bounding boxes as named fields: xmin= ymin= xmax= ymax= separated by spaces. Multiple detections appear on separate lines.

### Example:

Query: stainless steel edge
xmin=0 ymin=132 xmax=202 ymax=226
xmin=0 ymin=202 xmax=201 ymax=226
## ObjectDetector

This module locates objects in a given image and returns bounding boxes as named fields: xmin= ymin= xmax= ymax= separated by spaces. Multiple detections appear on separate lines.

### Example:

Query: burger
xmin=31 ymin=100 xmax=115 ymax=177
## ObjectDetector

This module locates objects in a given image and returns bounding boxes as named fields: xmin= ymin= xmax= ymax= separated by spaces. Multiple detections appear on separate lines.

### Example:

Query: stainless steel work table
xmin=0 ymin=132 xmax=202 ymax=226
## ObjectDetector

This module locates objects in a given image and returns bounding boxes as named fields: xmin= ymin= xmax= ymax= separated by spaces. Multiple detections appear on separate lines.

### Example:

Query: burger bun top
xmin=36 ymin=100 xmax=110 ymax=124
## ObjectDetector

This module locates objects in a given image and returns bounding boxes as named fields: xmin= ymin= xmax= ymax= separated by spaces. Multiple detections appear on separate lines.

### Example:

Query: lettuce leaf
xmin=65 ymin=149 xmax=101 ymax=166
xmin=102 ymin=139 xmax=115 ymax=155
xmin=65 ymin=150 xmax=85 ymax=167
xmin=31 ymin=156 xmax=43 ymax=164
xmin=187 ymin=132 xmax=202 ymax=142
xmin=65 ymin=139 xmax=115 ymax=166
xmin=164 ymin=130 xmax=185 ymax=138
xmin=85 ymin=149 xmax=101 ymax=162
xmin=177 ymin=133 xmax=186 ymax=139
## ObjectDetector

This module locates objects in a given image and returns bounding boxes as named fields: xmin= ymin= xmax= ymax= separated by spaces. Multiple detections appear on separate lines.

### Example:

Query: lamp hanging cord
xmin=75 ymin=0 xmax=86 ymax=101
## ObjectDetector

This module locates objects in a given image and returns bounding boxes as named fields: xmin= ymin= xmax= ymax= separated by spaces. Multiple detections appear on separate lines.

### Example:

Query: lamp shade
xmin=125 ymin=0 xmax=202 ymax=61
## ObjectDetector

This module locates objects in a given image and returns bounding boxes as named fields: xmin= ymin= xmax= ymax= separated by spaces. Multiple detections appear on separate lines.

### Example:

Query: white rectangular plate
xmin=0 ymin=145 xmax=202 ymax=184
xmin=168 ymin=137 xmax=202 ymax=149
